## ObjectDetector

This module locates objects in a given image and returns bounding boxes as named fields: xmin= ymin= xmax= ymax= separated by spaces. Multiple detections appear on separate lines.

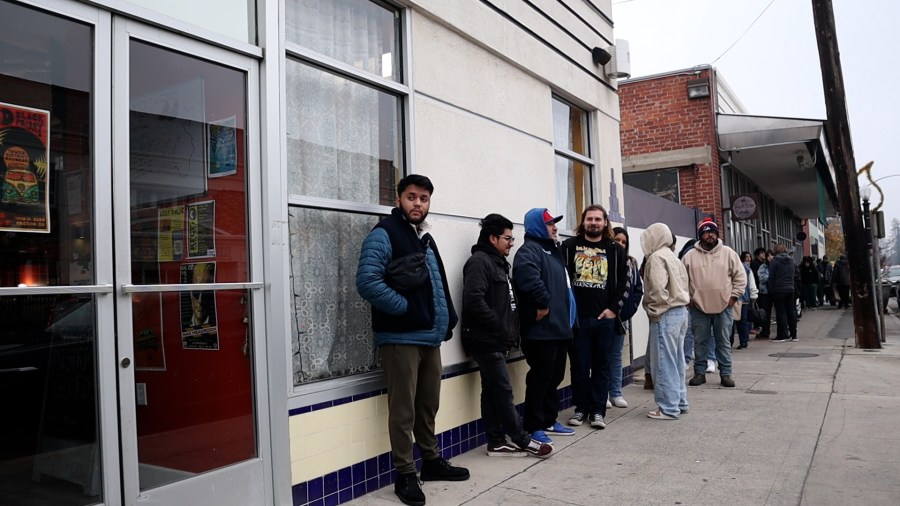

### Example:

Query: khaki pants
xmin=379 ymin=344 xmax=441 ymax=474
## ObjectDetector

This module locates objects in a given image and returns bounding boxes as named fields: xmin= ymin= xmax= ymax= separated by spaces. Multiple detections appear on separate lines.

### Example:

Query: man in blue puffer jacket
xmin=356 ymin=174 xmax=465 ymax=506
xmin=512 ymin=208 xmax=576 ymax=445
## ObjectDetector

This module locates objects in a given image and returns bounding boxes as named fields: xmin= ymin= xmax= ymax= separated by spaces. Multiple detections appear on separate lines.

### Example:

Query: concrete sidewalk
xmin=349 ymin=306 xmax=900 ymax=505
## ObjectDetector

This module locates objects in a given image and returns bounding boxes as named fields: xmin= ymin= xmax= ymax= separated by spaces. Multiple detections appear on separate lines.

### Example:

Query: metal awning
xmin=718 ymin=114 xmax=838 ymax=219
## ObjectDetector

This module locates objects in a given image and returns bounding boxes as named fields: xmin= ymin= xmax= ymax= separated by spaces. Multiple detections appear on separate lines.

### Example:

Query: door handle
xmin=121 ymin=357 xmax=131 ymax=368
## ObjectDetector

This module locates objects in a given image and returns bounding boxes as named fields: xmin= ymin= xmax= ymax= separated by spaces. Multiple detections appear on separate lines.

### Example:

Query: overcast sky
xmin=613 ymin=0 xmax=900 ymax=230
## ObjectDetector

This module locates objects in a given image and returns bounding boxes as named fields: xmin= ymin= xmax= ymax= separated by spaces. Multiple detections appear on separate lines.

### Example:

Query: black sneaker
xmin=420 ymin=457 xmax=470 ymax=482
xmin=688 ymin=374 xmax=706 ymax=386
xmin=487 ymin=442 xmax=527 ymax=457
xmin=394 ymin=472 xmax=425 ymax=506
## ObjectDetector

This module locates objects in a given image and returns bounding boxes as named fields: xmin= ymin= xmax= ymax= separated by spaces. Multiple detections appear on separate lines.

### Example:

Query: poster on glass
xmin=0 ymin=101 xmax=50 ymax=233
xmin=180 ymin=261 xmax=219 ymax=350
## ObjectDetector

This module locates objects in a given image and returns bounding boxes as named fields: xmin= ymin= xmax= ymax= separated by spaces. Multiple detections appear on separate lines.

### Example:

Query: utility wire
xmin=712 ymin=0 xmax=778 ymax=64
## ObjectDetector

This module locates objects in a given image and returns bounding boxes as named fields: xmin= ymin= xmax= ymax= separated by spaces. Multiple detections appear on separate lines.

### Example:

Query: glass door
xmin=0 ymin=1 xmax=118 ymax=504
xmin=111 ymin=19 xmax=268 ymax=506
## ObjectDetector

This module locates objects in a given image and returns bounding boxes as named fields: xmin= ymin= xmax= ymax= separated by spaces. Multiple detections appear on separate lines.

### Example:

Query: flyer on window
xmin=0 ymin=102 xmax=51 ymax=233
xmin=180 ymin=261 xmax=219 ymax=350
xmin=157 ymin=205 xmax=185 ymax=262
xmin=208 ymin=115 xmax=237 ymax=178
xmin=187 ymin=200 xmax=216 ymax=258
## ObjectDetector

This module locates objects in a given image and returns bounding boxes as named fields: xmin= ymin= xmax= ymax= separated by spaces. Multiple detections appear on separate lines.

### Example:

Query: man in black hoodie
xmin=462 ymin=214 xmax=552 ymax=459
xmin=767 ymin=244 xmax=797 ymax=342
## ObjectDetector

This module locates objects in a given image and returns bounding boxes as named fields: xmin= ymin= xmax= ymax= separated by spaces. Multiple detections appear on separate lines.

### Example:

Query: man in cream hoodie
xmin=640 ymin=223 xmax=690 ymax=419
xmin=682 ymin=218 xmax=746 ymax=388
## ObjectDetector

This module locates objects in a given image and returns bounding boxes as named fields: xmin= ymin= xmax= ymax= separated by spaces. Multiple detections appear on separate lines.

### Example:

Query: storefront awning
xmin=718 ymin=114 xmax=838 ymax=220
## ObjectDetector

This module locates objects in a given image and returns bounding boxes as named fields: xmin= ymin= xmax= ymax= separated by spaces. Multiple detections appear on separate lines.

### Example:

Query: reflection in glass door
xmin=114 ymin=22 xmax=266 ymax=505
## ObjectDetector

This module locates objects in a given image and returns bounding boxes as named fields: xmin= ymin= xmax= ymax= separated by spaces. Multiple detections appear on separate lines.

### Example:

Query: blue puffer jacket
xmin=512 ymin=208 xmax=575 ymax=341
xmin=356 ymin=210 xmax=457 ymax=348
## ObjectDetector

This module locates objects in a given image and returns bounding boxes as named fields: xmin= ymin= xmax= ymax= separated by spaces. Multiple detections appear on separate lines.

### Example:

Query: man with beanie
xmin=356 ymin=174 xmax=467 ymax=506
xmin=682 ymin=217 xmax=746 ymax=388
xmin=462 ymin=213 xmax=552 ymax=458
xmin=513 ymin=208 xmax=575 ymax=445
xmin=561 ymin=205 xmax=627 ymax=429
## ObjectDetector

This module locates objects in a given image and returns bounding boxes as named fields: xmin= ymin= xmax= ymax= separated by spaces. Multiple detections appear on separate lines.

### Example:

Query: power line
xmin=712 ymin=0 xmax=778 ymax=64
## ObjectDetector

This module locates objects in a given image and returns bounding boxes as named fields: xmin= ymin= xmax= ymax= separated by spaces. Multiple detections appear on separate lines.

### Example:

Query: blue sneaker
xmin=530 ymin=430 xmax=553 ymax=445
xmin=544 ymin=421 xmax=575 ymax=436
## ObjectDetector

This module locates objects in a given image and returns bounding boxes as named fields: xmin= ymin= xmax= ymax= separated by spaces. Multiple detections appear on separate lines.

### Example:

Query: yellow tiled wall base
xmin=289 ymin=359 xmax=573 ymax=485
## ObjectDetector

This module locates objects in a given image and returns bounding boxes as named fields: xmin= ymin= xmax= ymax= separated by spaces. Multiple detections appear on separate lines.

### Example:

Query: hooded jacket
xmin=681 ymin=238 xmax=747 ymax=314
xmin=512 ymin=208 xmax=575 ymax=341
xmin=767 ymin=252 xmax=796 ymax=295
xmin=639 ymin=223 xmax=690 ymax=321
xmin=832 ymin=256 xmax=851 ymax=286
xmin=461 ymin=241 xmax=520 ymax=354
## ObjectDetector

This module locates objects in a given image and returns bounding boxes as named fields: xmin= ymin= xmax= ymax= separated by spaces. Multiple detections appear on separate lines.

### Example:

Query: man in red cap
xmin=681 ymin=217 xmax=746 ymax=388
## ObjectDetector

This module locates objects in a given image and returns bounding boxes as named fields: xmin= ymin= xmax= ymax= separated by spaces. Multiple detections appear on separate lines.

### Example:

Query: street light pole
xmin=860 ymin=186 xmax=883 ymax=343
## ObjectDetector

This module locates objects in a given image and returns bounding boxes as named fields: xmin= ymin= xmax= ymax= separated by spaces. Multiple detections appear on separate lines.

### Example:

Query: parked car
xmin=883 ymin=265 xmax=900 ymax=298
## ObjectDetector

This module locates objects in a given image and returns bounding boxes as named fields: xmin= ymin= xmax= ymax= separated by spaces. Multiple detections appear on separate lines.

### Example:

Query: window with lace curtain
xmin=552 ymin=96 xmax=593 ymax=231
xmin=285 ymin=0 xmax=405 ymax=385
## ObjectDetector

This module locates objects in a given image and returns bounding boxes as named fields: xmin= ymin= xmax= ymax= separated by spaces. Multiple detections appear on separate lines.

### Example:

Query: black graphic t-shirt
xmin=563 ymin=236 xmax=625 ymax=318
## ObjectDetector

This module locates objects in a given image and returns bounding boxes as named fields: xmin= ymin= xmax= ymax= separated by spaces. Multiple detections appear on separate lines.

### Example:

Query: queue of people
xmin=354 ymin=174 xmax=829 ymax=506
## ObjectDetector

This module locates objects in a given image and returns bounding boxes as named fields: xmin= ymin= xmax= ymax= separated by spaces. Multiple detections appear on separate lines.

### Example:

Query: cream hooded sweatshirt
xmin=681 ymin=237 xmax=747 ymax=314
xmin=639 ymin=223 xmax=690 ymax=321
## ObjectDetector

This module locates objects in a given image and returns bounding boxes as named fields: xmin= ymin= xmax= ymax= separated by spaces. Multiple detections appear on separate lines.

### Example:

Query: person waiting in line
xmin=640 ymin=223 xmax=690 ymax=420
xmin=818 ymin=255 xmax=834 ymax=306
xmin=513 ymin=208 xmax=576 ymax=444
xmin=832 ymin=254 xmax=851 ymax=309
xmin=462 ymin=213 xmax=552 ymax=458
xmin=732 ymin=252 xmax=759 ymax=350
xmin=608 ymin=226 xmax=644 ymax=409
xmin=355 ymin=174 xmax=467 ymax=506
xmin=799 ymin=256 xmax=820 ymax=310
xmin=768 ymin=244 xmax=798 ymax=342
xmin=562 ymin=205 xmax=627 ymax=430
xmin=682 ymin=218 xmax=746 ymax=388
xmin=756 ymin=250 xmax=774 ymax=339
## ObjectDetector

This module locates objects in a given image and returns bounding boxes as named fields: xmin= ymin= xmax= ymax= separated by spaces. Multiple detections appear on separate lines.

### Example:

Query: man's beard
xmin=403 ymin=209 xmax=427 ymax=225
xmin=584 ymin=228 xmax=603 ymax=239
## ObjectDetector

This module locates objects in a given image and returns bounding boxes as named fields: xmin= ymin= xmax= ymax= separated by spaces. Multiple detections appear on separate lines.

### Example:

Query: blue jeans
xmin=472 ymin=351 xmax=530 ymax=448
xmin=683 ymin=323 xmax=715 ymax=364
xmin=731 ymin=303 xmax=751 ymax=346
xmin=690 ymin=306 xmax=734 ymax=376
xmin=608 ymin=332 xmax=625 ymax=398
xmin=569 ymin=317 xmax=615 ymax=417
xmin=649 ymin=306 xmax=689 ymax=417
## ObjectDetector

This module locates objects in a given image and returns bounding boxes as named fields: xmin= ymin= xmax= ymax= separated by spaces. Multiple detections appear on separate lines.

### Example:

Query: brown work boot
xmin=720 ymin=375 xmax=736 ymax=388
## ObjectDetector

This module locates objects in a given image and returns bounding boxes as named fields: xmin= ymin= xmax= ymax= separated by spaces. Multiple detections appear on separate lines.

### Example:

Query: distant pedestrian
xmin=767 ymin=244 xmax=798 ymax=342
xmin=800 ymin=256 xmax=820 ymax=309
xmin=833 ymin=255 xmax=851 ymax=308
xmin=682 ymin=218 xmax=746 ymax=388
xmin=462 ymin=213 xmax=552 ymax=458
xmin=640 ymin=223 xmax=690 ymax=420
xmin=818 ymin=255 xmax=834 ymax=306
xmin=756 ymin=250 xmax=774 ymax=339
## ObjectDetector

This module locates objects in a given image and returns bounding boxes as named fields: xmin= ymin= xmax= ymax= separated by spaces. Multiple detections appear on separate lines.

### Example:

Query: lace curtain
xmin=289 ymin=208 xmax=378 ymax=384
xmin=284 ymin=0 xmax=403 ymax=385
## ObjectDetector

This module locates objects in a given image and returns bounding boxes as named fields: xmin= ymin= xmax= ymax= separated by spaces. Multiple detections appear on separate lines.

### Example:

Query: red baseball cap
xmin=542 ymin=209 xmax=563 ymax=224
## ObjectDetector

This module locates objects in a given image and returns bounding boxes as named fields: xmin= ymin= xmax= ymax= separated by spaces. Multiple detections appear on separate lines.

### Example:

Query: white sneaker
xmin=611 ymin=396 xmax=628 ymax=408
xmin=706 ymin=360 xmax=718 ymax=373
xmin=606 ymin=398 xmax=612 ymax=408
